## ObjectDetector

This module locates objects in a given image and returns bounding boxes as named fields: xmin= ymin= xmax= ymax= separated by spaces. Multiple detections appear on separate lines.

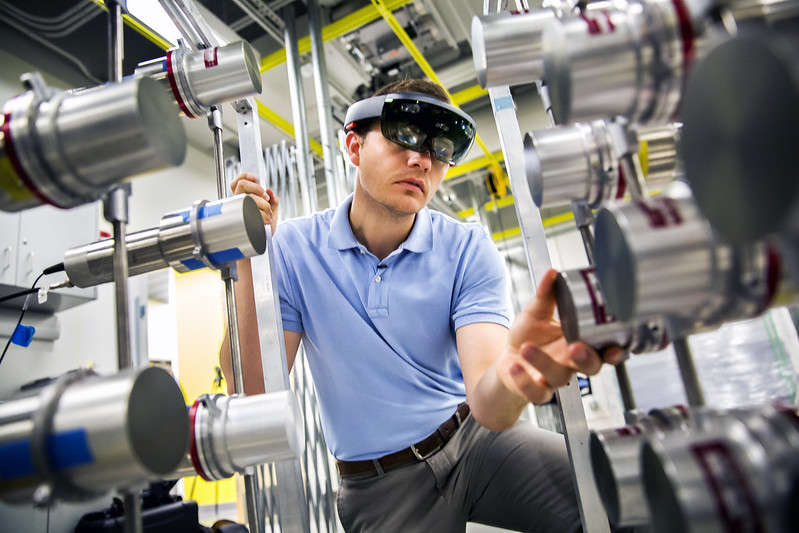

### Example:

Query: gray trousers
xmin=336 ymin=414 xmax=583 ymax=533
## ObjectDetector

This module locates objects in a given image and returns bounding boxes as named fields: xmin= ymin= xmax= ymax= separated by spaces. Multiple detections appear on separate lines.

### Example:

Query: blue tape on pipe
xmin=208 ymin=248 xmax=245 ymax=265
xmin=179 ymin=258 xmax=205 ymax=271
xmin=493 ymin=96 xmax=515 ymax=111
xmin=0 ymin=428 xmax=94 ymax=481
xmin=11 ymin=324 xmax=34 ymax=347
xmin=50 ymin=429 xmax=94 ymax=471
xmin=179 ymin=202 xmax=223 ymax=223
xmin=179 ymin=247 xmax=244 ymax=271
xmin=0 ymin=440 xmax=35 ymax=480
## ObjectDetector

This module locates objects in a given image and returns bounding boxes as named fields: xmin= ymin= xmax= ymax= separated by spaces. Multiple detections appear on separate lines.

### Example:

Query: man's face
xmin=348 ymin=123 xmax=449 ymax=217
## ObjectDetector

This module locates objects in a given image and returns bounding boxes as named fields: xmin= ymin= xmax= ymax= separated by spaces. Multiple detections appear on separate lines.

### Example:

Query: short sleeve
xmin=450 ymin=227 xmax=511 ymax=330
xmin=272 ymin=231 xmax=304 ymax=333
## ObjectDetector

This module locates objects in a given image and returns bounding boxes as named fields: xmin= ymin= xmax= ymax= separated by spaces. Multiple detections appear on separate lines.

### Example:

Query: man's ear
xmin=345 ymin=130 xmax=362 ymax=167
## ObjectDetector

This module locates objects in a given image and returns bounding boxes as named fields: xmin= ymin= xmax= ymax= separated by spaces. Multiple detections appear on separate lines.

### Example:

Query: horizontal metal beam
xmin=260 ymin=0 xmax=413 ymax=71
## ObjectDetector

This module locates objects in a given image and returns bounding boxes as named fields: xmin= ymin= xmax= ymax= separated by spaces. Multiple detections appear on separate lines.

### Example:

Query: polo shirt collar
xmin=327 ymin=194 xmax=433 ymax=254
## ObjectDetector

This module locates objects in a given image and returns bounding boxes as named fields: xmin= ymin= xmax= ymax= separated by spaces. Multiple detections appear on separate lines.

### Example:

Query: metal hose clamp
xmin=188 ymin=199 xmax=219 ymax=271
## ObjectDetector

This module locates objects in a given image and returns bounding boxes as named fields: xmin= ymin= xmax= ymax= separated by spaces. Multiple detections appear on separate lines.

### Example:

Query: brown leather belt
xmin=336 ymin=403 xmax=470 ymax=478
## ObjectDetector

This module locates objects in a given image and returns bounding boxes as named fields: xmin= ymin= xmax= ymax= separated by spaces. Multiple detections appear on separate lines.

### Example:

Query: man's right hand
xmin=230 ymin=172 xmax=279 ymax=236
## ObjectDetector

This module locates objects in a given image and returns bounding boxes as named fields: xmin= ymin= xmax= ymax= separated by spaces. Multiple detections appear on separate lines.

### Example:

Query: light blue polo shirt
xmin=272 ymin=195 xmax=510 ymax=461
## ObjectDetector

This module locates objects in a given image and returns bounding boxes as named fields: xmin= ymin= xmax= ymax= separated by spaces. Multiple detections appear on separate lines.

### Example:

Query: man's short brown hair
xmin=374 ymin=79 xmax=449 ymax=103
xmin=351 ymin=79 xmax=449 ymax=136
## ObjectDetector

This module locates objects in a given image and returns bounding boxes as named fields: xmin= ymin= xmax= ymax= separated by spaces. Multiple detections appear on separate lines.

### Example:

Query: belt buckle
xmin=410 ymin=442 xmax=441 ymax=461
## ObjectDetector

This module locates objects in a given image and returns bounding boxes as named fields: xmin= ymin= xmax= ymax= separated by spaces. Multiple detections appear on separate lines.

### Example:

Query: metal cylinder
xmin=0 ymin=75 xmax=186 ymax=212
xmin=682 ymin=31 xmax=799 ymax=244
xmin=555 ymin=267 xmax=670 ymax=354
xmin=641 ymin=405 xmax=799 ymax=533
xmin=590 ymin=405 xmax=691 ymax=526
xmin=593 ymin=182 xmax=724 ymax=324
xmin=555 ymin=267 xmax=633 ymax=350
xmin=542 ymin=0 xmax=693 ymax=125
xmin=140 ymin=41 xmax=262 ymax=119
xmin=634 ymin=122 xmax=683 ymax=189
xmin=0 ymin=367 xmax=189 ymax=504
xmin=727 ymin=240 xmax=784 ymax=320
xmin=171 ymin=390 xmax=304 ymax=481
xmin=64 ymin=194 xmax=266 ymax=288
xmin=595 ymin=180 xmax=787 ymax=330
xmin=722 ymin=0 xmax=799 ymax=33
xmin=525 ymin=120 xmax=621 ymax=209
xmin=728 ymin=403 xmax=799 ymax=533
xmin=471 ymin=10 xmax=558 ymax=88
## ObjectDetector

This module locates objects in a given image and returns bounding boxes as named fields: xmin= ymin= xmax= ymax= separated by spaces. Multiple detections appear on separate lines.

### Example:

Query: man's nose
xmin=407 ymin=148 xmax=433 ymax=171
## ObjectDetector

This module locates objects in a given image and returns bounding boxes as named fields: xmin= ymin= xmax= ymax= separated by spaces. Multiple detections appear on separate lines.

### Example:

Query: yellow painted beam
xmin=369 ymin=0 xmax=498 ymax=168
xmin=255 ymin=101 xmax=324 ymax=157
xmin=261 ymin=0 xmax=413 ymax=72
xmin=451 ymin=85 xmax=489 ymax=106
xmin=485 ymin=195 xmax=515 ymax=212
xmin=542 ymin=211 xmax=575 ymax=227
xmin=492 ymin=226 xmax=520 ymax=241
xmin=490 ymin=211 xmax=575 ymax=242
xmin=445 ymin=151 xmax=504 ymax=181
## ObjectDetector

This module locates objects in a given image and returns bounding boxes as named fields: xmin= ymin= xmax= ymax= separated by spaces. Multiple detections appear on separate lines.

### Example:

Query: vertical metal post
xmin=570 ymin=200 xmax=639 ymax=414
xmin=615 ymin=361 xmax=637 ymax=415
xmin=108 ymin=1 xmax=125 ymax=83
xmin=106 ymin=2 xmax=140 ymax=532
xmin=308 ymin=0 xmax=343 ymax=209
xmin=209 ymin=105 xmax=263 ymax=533
xmin=235 ymin=98 xmax=311 ymax=533
xmin=484 ymin=4 xmax=610 ymax=530
xmin=488 ymin=83 xmax=610 ymax=533
xmin=209 ymin=106 xmax=246 ymax=395
xmin=571 ymin=201 xmax=596 ymax=266
xmin=106 ymin=0 xmax=131 ymax=374
xmin=283 ymin=4 xmax=317 ymax=214
xmin=672 ymin=336 xmax=705 ymax=407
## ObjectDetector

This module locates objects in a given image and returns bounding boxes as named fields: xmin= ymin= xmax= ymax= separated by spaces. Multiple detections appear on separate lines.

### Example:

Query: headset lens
xmin=381 ymin=97 xmax=475 ymax=165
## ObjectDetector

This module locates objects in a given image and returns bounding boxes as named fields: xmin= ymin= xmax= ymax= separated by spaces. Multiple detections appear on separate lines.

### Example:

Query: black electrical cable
xmin=43 ymin=262 xmax=65 ymax=275
xmin=0 ymin=287 xmax=39 ymax=304
xmin=0 ymin=271 xmax=46 ymax=368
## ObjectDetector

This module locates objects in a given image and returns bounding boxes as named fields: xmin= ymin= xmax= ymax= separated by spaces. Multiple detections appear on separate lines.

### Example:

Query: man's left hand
xmin=497 ymin=269 xmax=625 ymax=405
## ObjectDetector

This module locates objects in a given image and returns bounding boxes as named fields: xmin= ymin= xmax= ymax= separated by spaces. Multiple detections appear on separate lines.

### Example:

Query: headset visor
xmin=345 ymin=92 xmax=476 ymax=165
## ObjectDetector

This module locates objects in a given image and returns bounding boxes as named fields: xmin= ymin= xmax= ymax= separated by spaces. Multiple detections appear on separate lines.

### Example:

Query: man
xmin=221 ymin=79 xmax=624 ymax=532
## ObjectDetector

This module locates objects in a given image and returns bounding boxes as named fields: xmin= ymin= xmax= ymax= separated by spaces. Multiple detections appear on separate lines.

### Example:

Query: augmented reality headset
xmin=344 ymin=92 xmax=476 ymax=166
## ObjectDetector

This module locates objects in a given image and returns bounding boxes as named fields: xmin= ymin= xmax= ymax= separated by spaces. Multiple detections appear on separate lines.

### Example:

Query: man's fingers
xmin=600 ymin=345 xmax=627 ymax=366
xmin=230 ymin=172 xmax=258 ymax=194
xmin=232 ymin=178 xmax=265 ymax=198
xmin=568 ymin=342 xmax=604 ymax=376
xmin=251 ymin=195 xmax=274 ymax=225
xmin=525 ymin=269 xmax=560 ymax=321
xmin=508 ymin=362 xmax=554 ymax=405
xmin=265 ymin=188 xmax=280 ymax=212
xmin=521 ymin=343 xmax=575 ymax=389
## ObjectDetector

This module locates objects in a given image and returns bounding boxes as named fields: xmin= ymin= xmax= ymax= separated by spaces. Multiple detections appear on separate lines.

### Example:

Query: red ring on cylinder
xmin=754 ymin=243 xmax=783 ymax=317
xmin=166 ymin=50 xmax=197 ymax=119
xmin=188 ymin=398 xmax=213 ymax=481
xmin=1 ymin=111 xmax=62 ymax=208
xmin=670 ymin=0 xmax=696 ymax=120
xmin=670 ymin=0 xmax=696 ymax=72
xmin=615 ymin=167 xmax=627 ymax=200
